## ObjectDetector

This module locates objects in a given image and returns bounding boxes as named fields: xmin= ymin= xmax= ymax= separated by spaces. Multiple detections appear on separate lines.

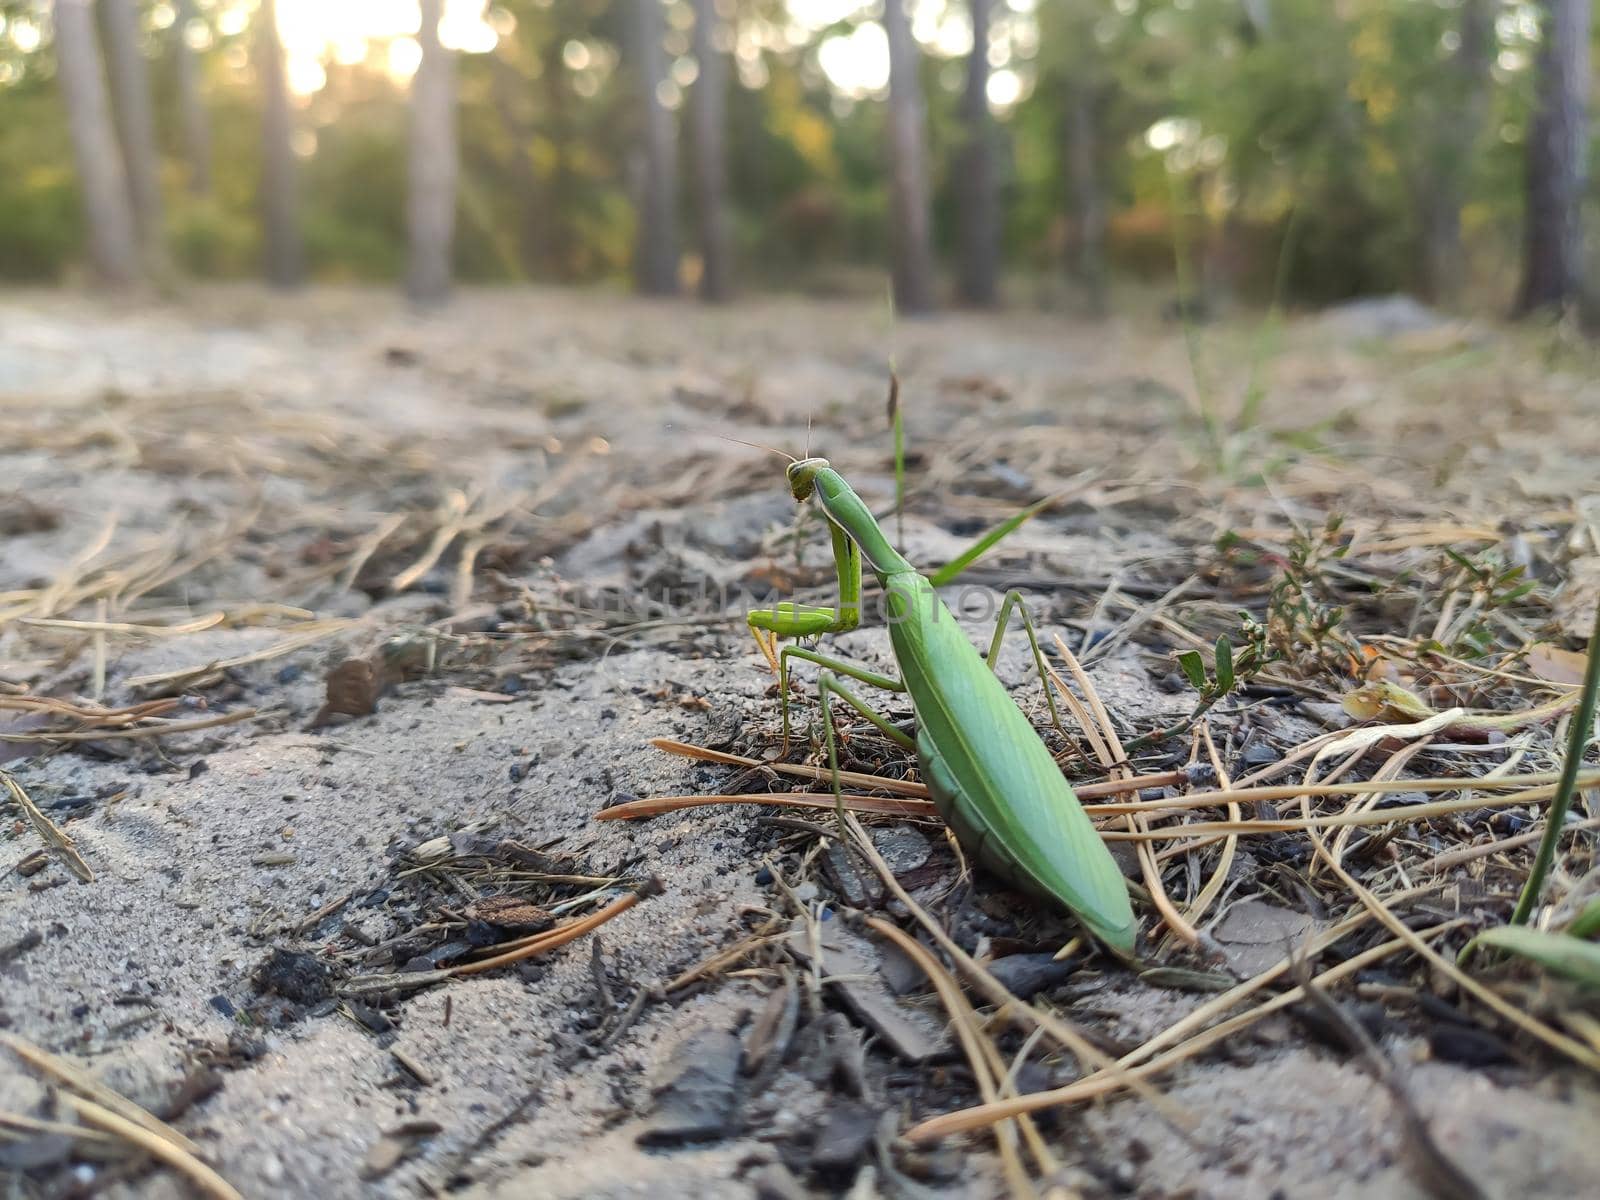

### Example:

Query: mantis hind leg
xmin=815 ymin=670 xmax=913 ymax=823
xmin=779 ymin=647 xmax=910 ymax=754
xmin=984 ymin=590 xmax=1070 ymax=742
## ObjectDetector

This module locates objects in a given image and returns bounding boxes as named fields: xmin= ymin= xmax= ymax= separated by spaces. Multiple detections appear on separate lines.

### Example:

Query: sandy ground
xmin=2 ymin=286 xmax=1599 ymax=1199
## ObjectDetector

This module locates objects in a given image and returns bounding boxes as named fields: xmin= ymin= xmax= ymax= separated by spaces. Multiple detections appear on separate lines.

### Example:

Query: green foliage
xmin=1214 ymin=515 xmax=1359 ymax=678
xmin=1510 ymin=598 xmax=1600 ymax=927
xmin=1265 ymin=515 xmax=1359 ymax=674
xmin=1569 ymin=896 xmax=1600 ymax=941
xmin=0 ymin=0 xmax=1567 ymax=303
xmin=167 ymin=195 xmax=258 ymax=277
xmin=0 ymin=164 xmax=79 ymax=281
xmin=1426 ymin=548 xmax=1542 ymax=658
xmin=301 ymin=113 xmax=408 ymax=280
xmin=926 ymin=491 xmax=1057 ymax=589
xmin=0 ymin=83 xmax=80 ymax=280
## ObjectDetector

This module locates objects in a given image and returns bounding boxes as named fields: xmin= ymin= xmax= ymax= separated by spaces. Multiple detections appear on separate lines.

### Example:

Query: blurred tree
xmin=256 ymin=0 xmax=303 ymax=287
xmin=408 ymin=0 xmax=459 ymax=306
xmin=465 ymin=0 xmax=634 ymax=283
xmin=99 ymin=0 xmax=164 ymax=253
xmin=882 ymin=0 xmax=935 ymax=312
xmin=956 ymin=0 xmax=998 ymax=307
xmin=1154 ymin=0 xmax=1394 ymax=303
xmin=630 ymin=0 xmax=679 ymax=295
xmin=689 ymin=0 xmax=731 ymax=301
xmin=484 ymin=52 xmax=542 ymax=278
xmin=1415 ymin=0 xmax=1495 ymax=303
xmin=0 ymin=0 xmax=1581 ymax=310
xmin=1065 ymin=80 xmax=1108 ymax=315
xmin=1034 ymin=0 xmax=1151 ymax=314
xmin=1517 ymin=0 xmax=1591 ymax=315
xmin=52 ymin=0 xmax=140 ymax=285
xmin=173 ymin=0 xmax=213 ymax=196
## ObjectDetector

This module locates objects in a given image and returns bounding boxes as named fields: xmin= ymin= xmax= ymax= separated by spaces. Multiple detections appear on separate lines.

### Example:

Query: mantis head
xmin=786 ymin=457 xmax=830 ymax=502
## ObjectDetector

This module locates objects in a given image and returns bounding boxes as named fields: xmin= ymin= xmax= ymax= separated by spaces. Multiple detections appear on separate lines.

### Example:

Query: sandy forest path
xmin=2 ymin=287 xmax=1599 ymax=1199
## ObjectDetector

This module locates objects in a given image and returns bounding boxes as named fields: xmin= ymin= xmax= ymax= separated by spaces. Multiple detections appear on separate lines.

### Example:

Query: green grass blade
xmin=887 ymin=371 xmax=905 ymax=548
xmin=1567 ymin=896 xmax=1600 ymax=940
xmin=1239 ymin=200 xmax=1302 ymax=430
xmin=1466 ymin=927 xmax=1600 ymax=989
xmin=1512 ymin=600 xmax=1600 ymax=925
xmin=926 ymin=494 xmax=1055 ymax=588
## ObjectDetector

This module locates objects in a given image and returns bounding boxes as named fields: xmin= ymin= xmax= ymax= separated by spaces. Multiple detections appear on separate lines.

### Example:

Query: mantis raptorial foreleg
xmin=749 ymin=521 xmax=863 ymax=670
xmin=749 ymin=603 xmax=839 ymax=674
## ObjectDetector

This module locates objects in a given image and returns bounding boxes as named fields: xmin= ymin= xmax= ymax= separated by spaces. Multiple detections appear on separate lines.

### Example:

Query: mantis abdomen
xmin=886 ymin=570 xmax=1137 ymax=952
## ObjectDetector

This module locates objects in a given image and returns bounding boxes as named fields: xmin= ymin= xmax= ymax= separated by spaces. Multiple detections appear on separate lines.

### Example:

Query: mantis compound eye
xmin=786 ymin=457 xmax=829 ymax=501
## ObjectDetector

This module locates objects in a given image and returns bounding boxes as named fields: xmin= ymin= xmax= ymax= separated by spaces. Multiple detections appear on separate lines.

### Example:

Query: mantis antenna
xmin=708 ymin=432 xmax=797 ymax=463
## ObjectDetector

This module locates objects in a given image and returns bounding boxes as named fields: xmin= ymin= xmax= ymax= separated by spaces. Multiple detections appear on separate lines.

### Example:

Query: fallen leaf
xmin=1554 ymin=558 xmax=1600 ymax=640
xmin=1213 ymin=899 xmax=1320 ymax=977
xmin=1359 ymin=645 xmax=1408 ymax=684
xmin=1339 ymin=680 xmax=1575 ymax=737
xmin=1526 ymin=642 xmax=1589 ymax=686
xmin=784 ymin=918 xmax=946 ymax=1063
xmin=358 ymin=1120 xmax=440 ymax=1181
xmin=1341 ymin=680 xmax=1435 ymax=723
xmin=636 ymin=1030 xmax=743 ymax=1146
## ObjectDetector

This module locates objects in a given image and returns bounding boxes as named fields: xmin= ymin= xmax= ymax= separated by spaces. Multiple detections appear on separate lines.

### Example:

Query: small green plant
xmin=1222 ymin=512 xmax=1350 ymax=678
xmin=1128 ymin=617 xmax=1271 ymax=752
xmin=1568 ymin=895 xmax=1600 ymax=940
xmin=1422 ymin=548 xmax=1541 ymax=659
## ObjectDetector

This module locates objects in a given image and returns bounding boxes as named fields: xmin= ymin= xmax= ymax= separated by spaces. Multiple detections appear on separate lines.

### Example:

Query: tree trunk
xmin=407 ymin=0 xmax=459 ymax=307
xmin=1066 ymin=85 xmax=1107 ymax=317
xmin=631 ymin=0 xmax=679 ymax=296
xmin=688 ymin=0 xmax=731 ymax=302
xmin=957 ymin=0 xmax=998 ymax=307
xmin=1418 ymin=0 xmax=1493 ymax=303
xmin=257 ymin=0 xmax=304 ymax=288
xmin=882 ymin=0 xmax=936 ymax=313
xmin=52 ymin=0 xmax=140 ymax=286
xmin=174 ymin=0 xmax=213 ymax=196
xmin=1516 ymin=0 xmax=1591 ymax=315
xmin=99 ymin=0 xmax=164 ymax=251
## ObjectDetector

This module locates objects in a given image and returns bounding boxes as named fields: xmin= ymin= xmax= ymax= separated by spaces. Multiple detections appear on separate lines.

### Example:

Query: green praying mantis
xmin=745 ymin=455 xmax=1138 ymax=955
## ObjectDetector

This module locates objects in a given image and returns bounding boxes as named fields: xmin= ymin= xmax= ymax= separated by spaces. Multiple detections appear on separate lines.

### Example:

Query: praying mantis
xmin=747 ymin=455 xmax=1138 ymax=955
